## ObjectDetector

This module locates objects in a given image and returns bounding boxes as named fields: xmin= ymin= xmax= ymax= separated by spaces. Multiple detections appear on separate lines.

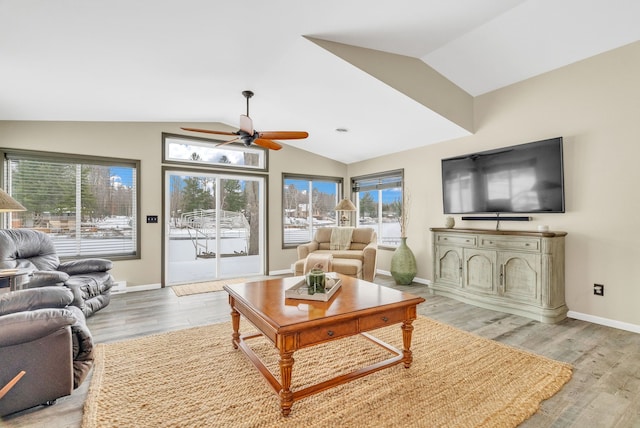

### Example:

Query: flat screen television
xmin=441 ymin=137 xmax=565 ymax=214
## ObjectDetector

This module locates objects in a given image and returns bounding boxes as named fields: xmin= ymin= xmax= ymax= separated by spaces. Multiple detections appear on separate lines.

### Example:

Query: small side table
xmin=0 ymin=269 xmax=31 ymax=291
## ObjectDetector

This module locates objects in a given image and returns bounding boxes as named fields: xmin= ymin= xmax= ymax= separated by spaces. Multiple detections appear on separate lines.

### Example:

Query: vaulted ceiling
xmin=1 ymin=0 xmax=639 ymax=163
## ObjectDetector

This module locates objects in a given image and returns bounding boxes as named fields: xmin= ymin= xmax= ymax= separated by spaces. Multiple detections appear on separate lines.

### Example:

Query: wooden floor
xmin=3 ymin=275 xmax=640 ymax=427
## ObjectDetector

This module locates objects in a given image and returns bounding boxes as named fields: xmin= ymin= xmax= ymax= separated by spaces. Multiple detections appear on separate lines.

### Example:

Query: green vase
xmin=390 ymin=237 xmax=417 ymax=285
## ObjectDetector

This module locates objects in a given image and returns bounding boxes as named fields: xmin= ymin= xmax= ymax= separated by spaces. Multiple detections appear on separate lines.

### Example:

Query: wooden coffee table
xmin=224 ymin=274 xmax=425 ymax=416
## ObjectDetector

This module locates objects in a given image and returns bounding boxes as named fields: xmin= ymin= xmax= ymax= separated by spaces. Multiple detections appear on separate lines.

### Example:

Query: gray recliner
xmin=0 ymin=286 xmax=93 ymax=416
xmin=0 ymin=229 xmax=113 ymax=317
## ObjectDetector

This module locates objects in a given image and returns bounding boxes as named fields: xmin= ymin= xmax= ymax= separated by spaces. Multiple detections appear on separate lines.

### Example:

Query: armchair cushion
xmin=0 ymin=228 xmax=59 ymax=271
xmin=65 ymin=272 xmax=113 ymax=316
xmin=351 ymin=228 xmax=377 ymax=250
xmin=25 ymin=270 xmax=70 ymax=288
xmin=0 ymin=287 xmax=74 ymax=316
xmin=0 ymin=308 xmax=76 ymax=347
xmin=58 ymin=258 xmax=113 ymax=275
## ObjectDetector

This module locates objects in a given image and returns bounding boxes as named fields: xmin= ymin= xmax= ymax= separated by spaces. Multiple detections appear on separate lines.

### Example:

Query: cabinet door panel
xmin=464 ymin=249 xmax=496 ymax=294
xmin=435 ymin=246 xmax=462 ymax=286
xmin=499 ymin=252 xmax=541 ymax=303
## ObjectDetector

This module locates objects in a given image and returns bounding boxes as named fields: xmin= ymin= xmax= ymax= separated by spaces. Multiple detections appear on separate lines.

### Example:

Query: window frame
xmin=282 ymin=173 xmax=344 ymax=249
xmin=351 ymin=169 xmax=404 ymax=249
xmin=1 ymin=148 xmax=141 ymax=260
xmin=162 ymin=132 xmax=268 ymax=172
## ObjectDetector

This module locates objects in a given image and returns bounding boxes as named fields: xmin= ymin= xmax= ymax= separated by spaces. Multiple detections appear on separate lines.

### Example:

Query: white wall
xmin=348 ymin=41 xmax=640 ymax=327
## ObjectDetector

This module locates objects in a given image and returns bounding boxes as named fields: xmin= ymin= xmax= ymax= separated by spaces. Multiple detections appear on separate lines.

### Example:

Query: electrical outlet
xmin=146 ymin=215 xmax=158 ymax=224
xmin=593 ymin=283 xmax=604 ymax=296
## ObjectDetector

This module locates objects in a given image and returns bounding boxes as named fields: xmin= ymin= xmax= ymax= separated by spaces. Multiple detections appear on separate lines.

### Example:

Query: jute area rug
xmin=82 ymin=317 xmax=572 ymax=428
xmin=171 ymin=277 xmax=249 ymax=297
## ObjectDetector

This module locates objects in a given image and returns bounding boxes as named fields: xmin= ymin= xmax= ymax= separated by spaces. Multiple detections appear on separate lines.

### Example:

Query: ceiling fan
xmin=181 ymin=90 xmax=309 ymax=150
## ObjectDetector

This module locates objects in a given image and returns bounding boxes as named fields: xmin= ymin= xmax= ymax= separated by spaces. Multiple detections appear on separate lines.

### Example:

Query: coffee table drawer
xmin=298 ymin=320 xmax=358 ymax=346
xmin=360 ymin=308 xmax=406 ymax=331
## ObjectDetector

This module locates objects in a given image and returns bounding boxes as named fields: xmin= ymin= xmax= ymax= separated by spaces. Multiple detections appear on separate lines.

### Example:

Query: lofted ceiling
xmin=1 ymin=0 xmax=639 ymax=163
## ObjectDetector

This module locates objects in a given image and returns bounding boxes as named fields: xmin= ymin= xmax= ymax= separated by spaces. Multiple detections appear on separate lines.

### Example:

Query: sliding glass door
xmin=164 ymin=170 xmax=265 ymax=286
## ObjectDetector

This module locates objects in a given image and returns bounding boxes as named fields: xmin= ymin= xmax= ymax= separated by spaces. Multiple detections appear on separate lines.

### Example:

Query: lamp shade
xmin=0 ymin=188 xmax=26 ymax=212
xmin=335 ymin=198 xmax=356 ymax=211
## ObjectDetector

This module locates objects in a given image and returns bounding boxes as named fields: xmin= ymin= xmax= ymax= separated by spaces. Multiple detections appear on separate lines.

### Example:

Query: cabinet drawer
xmin=298 ymin=320 xmax=358 ymax=346
xmin=479 ymin=237 xmax=540 ymax=252
xmin=435 ymin=234 xmax=476 ymax=247
xmin=359 ymin=308 xmax=405 ymax=331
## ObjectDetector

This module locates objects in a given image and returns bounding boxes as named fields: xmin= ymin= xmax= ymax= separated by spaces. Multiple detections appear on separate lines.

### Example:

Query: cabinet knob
xmin=382 ymin=316 xmax=389 ymax=322
xmin=327 ymin=330 xmax=334 ymax=337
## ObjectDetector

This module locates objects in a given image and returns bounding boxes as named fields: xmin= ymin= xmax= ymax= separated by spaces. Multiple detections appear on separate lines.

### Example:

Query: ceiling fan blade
xmin=258 ymin=131 xmax=309 ymax=140
xmin=216 ymin=137 xmax=240 ymax=147
xmin=254 ymin=138 xmax=283 ymax=150
xmin=181 ymin=127 xmax=237 ymax=136
xmin=239 ymin=114 xmax=254 ymax=135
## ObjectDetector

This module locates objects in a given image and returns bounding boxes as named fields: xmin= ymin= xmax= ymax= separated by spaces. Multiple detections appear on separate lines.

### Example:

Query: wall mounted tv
xmin=441 ymin=137 xmax=565 ymax=214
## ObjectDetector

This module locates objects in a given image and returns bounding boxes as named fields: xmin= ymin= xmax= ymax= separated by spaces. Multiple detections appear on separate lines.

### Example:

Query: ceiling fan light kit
xmin=181 ymin=90 xmax=308 ymax=151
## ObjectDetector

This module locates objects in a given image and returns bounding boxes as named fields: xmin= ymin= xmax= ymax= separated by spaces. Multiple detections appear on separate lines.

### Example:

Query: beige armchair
xmin=294 ymin=227 xmax=378 ymax=281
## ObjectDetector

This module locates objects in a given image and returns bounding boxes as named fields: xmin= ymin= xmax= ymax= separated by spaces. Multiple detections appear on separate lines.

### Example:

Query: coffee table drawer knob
xmin=382 ymin=316 xmax=389 ymax=322
xmin=298 ymin=320 xmax=358 ymax=346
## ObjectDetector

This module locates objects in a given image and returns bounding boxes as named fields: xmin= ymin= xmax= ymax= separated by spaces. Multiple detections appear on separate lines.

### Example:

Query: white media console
xmin=430 ymin=228 xmax=567 ymax=323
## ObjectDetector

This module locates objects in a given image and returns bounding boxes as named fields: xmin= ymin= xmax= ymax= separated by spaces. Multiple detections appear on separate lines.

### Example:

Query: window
xmin=282 ymin=173 xmax=342 ymax=247
xmin=162 ymin=133 xmax=266 ymax=171
xmin=352 ymin=169 xmax=404 ymax=247
xmin=2 ymin=149 xmax=139 ymax=259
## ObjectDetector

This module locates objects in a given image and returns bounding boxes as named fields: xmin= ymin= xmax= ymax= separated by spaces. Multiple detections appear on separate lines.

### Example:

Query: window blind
xmin=3 ymin=151 xmax=138 ymax=258
xmin=352 ymin=170 xmax=403 ymax=192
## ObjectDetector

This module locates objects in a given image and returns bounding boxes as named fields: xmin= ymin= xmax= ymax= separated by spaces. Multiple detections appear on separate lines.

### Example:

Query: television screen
xmin=442 ymin=137 xmax=565 ymax=214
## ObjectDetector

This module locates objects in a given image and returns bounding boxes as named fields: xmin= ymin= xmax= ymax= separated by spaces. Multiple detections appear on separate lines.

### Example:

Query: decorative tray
xmin=285 ymin=274 xmax=342 ymax=302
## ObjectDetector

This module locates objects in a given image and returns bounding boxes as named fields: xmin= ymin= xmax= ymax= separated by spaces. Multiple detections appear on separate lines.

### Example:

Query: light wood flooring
xmin=3 ymin=275 xmax=640 ymax=427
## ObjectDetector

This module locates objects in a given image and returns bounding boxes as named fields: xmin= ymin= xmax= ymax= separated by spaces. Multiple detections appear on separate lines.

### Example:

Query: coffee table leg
xmin=401 ymin=319 xmax=415 ymax=368
xmin=279 ymin=351 xmax=294 ymax=416
xmin=230 ymin=308 xmax=240 ymax=349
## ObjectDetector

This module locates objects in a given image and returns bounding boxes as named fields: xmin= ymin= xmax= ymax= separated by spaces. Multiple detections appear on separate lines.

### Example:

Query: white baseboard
xmin=412 ymin=277 xmax=431 ymax=286
xmin=567 ymin=311 xmax=640 ymax=334
xmin=376 ymin=270 xmax=431 ymax=286
xmin=110 ymin=280 xmax=127 ymax=294
xmin=124 ymin=283 xmax=161 ymax=292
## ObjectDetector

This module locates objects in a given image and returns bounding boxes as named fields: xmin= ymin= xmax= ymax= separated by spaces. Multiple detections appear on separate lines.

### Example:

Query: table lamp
xmin=335 ymin=198 xmax=356 ymax=226
xmin=0 ymin=188 xmax=26 ymax=212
